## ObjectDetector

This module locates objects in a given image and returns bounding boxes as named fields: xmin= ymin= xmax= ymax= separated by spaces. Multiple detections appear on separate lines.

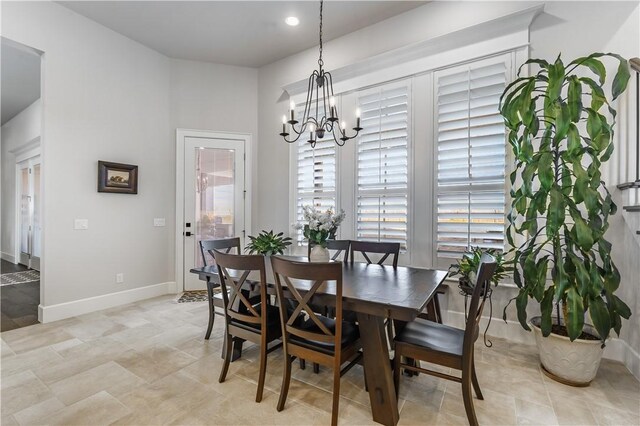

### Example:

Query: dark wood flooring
xmin=1 ymin=259 xmax=40 ymax=332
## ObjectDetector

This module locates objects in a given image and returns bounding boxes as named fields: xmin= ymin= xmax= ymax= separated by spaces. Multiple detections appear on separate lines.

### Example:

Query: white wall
xmin=0 ymin=1 xmax=261 ymax=319
xmin=170 ymin=58 xmax=259 ymax=235
xmin=1 ymin=99 xmax=41 ymax=261
xmin=1 ymin=1 xmax=173 ymax=310
xmin=256 ymin=1 xmax=640 ymax=376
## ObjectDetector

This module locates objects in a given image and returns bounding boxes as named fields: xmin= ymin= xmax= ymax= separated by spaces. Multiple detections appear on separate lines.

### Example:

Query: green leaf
xmin=573 ymin=215 xmax=595 ymax=251
xmin=582 ymin=57 xmax=606 ymax=85
xmin=579 ymin=77 xmax=606 ymax=111
xmin=610 ymin=54 xmax=630 ymax=100
xmin=538 ymin=152 xmax=554 ymax=191
xmin=516 ymin=289 xmax=531 ymax=331
xmin=566 ymin=287 xmax=585 ymax=340
xmin=589 ymin=296 xmax=610 ymax=341
xmin=547 ymin=187 xmax=565 ymax=237
xmin=567 ymin=124 xmax=581 ymax=158
xmin=612 ymin=294 xmax=631 ymax=319
xmin=567 ymin=76 xmax=583 ymax=122
xmin=540 ymin=287 xmax=555 ymax=337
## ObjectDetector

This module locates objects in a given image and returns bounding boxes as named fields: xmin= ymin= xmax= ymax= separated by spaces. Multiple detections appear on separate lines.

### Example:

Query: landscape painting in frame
xmin=98 ymin=161 xmax=138 ymax=194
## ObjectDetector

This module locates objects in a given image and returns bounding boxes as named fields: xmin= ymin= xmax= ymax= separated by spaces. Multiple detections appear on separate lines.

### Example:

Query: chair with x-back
xmin=199 ymin=238 xmax=242 ymax=340
xmin=393 ymin=253 xmax=497 ymax=426
xmin=271 ymin=257 xmax=362 ymax=426
xmin=350 ymin=241 xmax=400 ymax=267
xmin=214 ymin=250 xmax=282 ymax=403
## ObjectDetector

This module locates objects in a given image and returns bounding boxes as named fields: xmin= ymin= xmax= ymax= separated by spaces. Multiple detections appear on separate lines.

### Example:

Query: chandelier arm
xmin=283 ymin=132 xmax=303 ymax=144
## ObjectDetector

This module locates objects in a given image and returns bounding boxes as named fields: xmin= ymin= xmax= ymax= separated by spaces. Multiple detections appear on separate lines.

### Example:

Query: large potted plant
xmin=500 ymin=53 xmax=632 ymax=386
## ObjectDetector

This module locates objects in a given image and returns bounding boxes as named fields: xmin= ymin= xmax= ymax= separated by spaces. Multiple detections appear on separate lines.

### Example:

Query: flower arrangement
xmin=245 ymin=230 xmax=292 ymax=256
xmin=294 ymin=205 xmax=346 ymax=248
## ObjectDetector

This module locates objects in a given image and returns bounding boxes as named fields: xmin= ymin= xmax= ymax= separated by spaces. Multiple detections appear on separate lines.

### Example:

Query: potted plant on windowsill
xmin=245 ymin=230 xmax=292 ymax=256
xmin=448 ymin=247 xmax=511 ymax=296
xmin=293 ymin=206 xmax=345 ymax=262
xmin=500 ymin=53 xmax=631 ymax=386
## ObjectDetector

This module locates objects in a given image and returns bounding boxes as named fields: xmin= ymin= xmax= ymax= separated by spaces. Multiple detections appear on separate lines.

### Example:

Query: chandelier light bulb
xmin=282 ymin=115 xmax=287 ymax=124
xmin=329 ymin=96 xmax=335 ymax=107
xmin=309 ymin=123 xmax=315 ymax=132
xmin=341 ymin=121 xmax=346 ymax=130
xmin=356 ymin=108 xmax=361 ymax=118
xmin=290 ymin=100 xmax=296 ymax=111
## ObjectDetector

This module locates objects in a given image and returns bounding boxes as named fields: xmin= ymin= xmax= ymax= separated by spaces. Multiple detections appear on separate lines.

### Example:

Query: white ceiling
xmin=57 ymin=1 xmax=426 ymax=68
xmin=1 ymin=40 xmax=41 ymax=125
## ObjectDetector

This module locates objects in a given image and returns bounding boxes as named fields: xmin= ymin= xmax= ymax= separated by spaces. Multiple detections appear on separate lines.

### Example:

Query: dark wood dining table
xmin=190 ymin=257 xmax=447 ymax=426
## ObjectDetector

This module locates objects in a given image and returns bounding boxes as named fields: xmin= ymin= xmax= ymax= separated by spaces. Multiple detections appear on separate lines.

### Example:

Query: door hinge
xmin=243 ymin=190 xmax=246 ymax=199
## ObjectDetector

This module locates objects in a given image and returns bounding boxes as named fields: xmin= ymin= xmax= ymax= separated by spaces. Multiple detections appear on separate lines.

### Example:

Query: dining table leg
xmin=357 ymin=312 xmax=400 ymax=426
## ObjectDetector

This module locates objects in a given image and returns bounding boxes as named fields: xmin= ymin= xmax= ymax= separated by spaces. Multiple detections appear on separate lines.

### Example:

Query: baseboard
xmin=38 ymin=282 xmax=174 ymax=323
xmin=446 ymin=309 xmax=640 ymax=381
xmin=1 ymin=252 xmax=16 ymax=263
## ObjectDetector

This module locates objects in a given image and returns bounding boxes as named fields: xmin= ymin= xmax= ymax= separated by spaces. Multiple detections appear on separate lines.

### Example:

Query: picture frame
xmin=97 ymin=161 xmax=138 ymax=194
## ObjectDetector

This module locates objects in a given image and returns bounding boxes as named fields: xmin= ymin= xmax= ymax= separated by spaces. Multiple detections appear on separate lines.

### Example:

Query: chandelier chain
xmin=318 ymin=0 xmax=324 ymax=68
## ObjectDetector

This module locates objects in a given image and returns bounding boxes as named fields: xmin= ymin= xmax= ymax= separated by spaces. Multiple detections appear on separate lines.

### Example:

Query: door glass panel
xmin=20 ymin=168 xmax=30 ymax=255
xmin=194 ymin=148 xmax=235 ymax=268
xmin=33 ymin=164 xmax=41 ymax=258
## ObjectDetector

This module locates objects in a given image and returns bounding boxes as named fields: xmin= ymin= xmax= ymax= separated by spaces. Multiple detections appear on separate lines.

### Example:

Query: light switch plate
xmin=153 ymin=218 xmax=166 ymax=227
xmin=74 ymin=219 xmax=89 ymax=230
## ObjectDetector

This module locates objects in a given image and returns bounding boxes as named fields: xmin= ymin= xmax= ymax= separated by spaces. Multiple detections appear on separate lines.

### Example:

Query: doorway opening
xmin=1 ymin=38 xmax=43 ymax=331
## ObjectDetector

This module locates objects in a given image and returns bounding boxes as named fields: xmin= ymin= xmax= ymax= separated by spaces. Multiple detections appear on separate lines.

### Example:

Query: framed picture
xmin=97 ymin=161 xmax=138 ymax=194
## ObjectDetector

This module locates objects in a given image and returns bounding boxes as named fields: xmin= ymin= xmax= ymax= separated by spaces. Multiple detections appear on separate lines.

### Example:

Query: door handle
xmin=184 ymin=231 xmax=193 ymax=237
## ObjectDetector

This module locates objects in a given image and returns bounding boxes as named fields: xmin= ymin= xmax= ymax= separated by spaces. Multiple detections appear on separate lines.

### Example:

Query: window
xmin=294 ymin=104 xmax=337 ymax=245
xmin=356 ymin=82 xmax=410 ymax=249
xmin=434 ymin=56 xmax=508 ymax=258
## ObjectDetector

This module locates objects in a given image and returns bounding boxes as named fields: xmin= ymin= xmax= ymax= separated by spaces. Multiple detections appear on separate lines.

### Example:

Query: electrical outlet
xmin=116 ymin=273 xmax=124 ymax=284
xmin=153 ymin=218 xmax=166 ymax=227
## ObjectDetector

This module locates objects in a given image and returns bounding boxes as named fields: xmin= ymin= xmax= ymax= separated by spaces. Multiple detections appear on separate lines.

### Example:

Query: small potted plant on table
xmin=245 ymin=230 xmax=292 ymax=256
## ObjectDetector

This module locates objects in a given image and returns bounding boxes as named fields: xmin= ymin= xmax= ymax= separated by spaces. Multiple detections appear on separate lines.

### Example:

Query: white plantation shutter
xmin=435 ymin=56 xmax=509 ymax=258
xmin=356 ymin=82 xmax=410 ymax=250
xmin=295 ymin=103 xmax=337 ymax=245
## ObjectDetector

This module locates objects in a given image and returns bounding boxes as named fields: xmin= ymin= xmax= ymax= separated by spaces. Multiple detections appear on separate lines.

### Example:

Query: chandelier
xmin=279 ymin=0 xmax=362 ymax=148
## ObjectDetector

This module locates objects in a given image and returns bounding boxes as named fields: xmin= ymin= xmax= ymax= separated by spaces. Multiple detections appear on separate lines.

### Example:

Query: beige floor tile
xmin=48 ymin=361 xmax=146 ymax=405
xmin=552 ymin=398 xmax=598 ymax=426
xmin=2 ymin=296 xmax=638 ymax=426
xmin=1 ymin=347 xmax=63 ymax=379
xmin=1 ymin=370 xmax=54 ymax=416
xmin=39 ymin=391 xmax=131 ymax=425
xmin=588 ymin=402 xmax=640 ymax=426
xmin=113 ymin=343 xmax=197 ymax=383
xmin=112 ymin=370 xmax=214 ymax=425
xmin=62 ymin=317 xmax=127 ymax=341
xmin=31 ymin=337 xmax=129 ymax=385
xmin=1 ymin=338 xmax=15 ymax=359
xmin=1 ymin=415 xmax=19 ymax=426
xmin=1 ymin=326 xmax=75 ymax=354
xmin=398 ymin=399 xmax=440 ymax=425
xmin=515 ymin=398 xmax=558 ymax=425
xmin=49 ymin=338 xmax=84 ymax=353
xmin=12 ymin=397 xmax=65 ymax=426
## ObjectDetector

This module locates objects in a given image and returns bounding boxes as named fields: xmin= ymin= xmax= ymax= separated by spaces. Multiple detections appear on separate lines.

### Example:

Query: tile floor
xmin=1 ymin=260 xmax=40 ymax=332
xmin=1 ymin=295 xmax=638 ymax=425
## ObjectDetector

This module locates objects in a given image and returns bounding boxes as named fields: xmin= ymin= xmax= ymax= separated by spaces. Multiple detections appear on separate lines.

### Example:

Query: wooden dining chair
xmin=307 ymin=240 xmax=351 ymax=262
xmin=271 ymin=257 xmax=362 ymax=426
xmin=214 ymin=250 xmax=282 ymax=403
xmin=393 ymin=253 xmax=497 ymax=426
xmin=199 ymin=238 xmax=241 ymax=340
xmin=350 ymin=241 xmax=400 ymax=267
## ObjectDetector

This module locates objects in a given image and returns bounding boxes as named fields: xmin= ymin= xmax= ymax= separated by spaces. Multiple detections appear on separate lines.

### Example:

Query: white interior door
xmin=17 ymin=156 xmax=41 ymax=270
xmin=183 ymin=136 xmax=245 ymax=290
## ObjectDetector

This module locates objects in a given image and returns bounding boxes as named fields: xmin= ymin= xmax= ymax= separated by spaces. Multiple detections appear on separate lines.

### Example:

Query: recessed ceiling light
xmin=285 ymin=16 xmax=299 ymax=26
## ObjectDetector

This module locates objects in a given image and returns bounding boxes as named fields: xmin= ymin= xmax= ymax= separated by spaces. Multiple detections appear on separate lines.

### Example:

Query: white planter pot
xmin=530 ymin=316 xmax=604 ymax=387
xmin=309 ymin=245 xmax=330 ymax=262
